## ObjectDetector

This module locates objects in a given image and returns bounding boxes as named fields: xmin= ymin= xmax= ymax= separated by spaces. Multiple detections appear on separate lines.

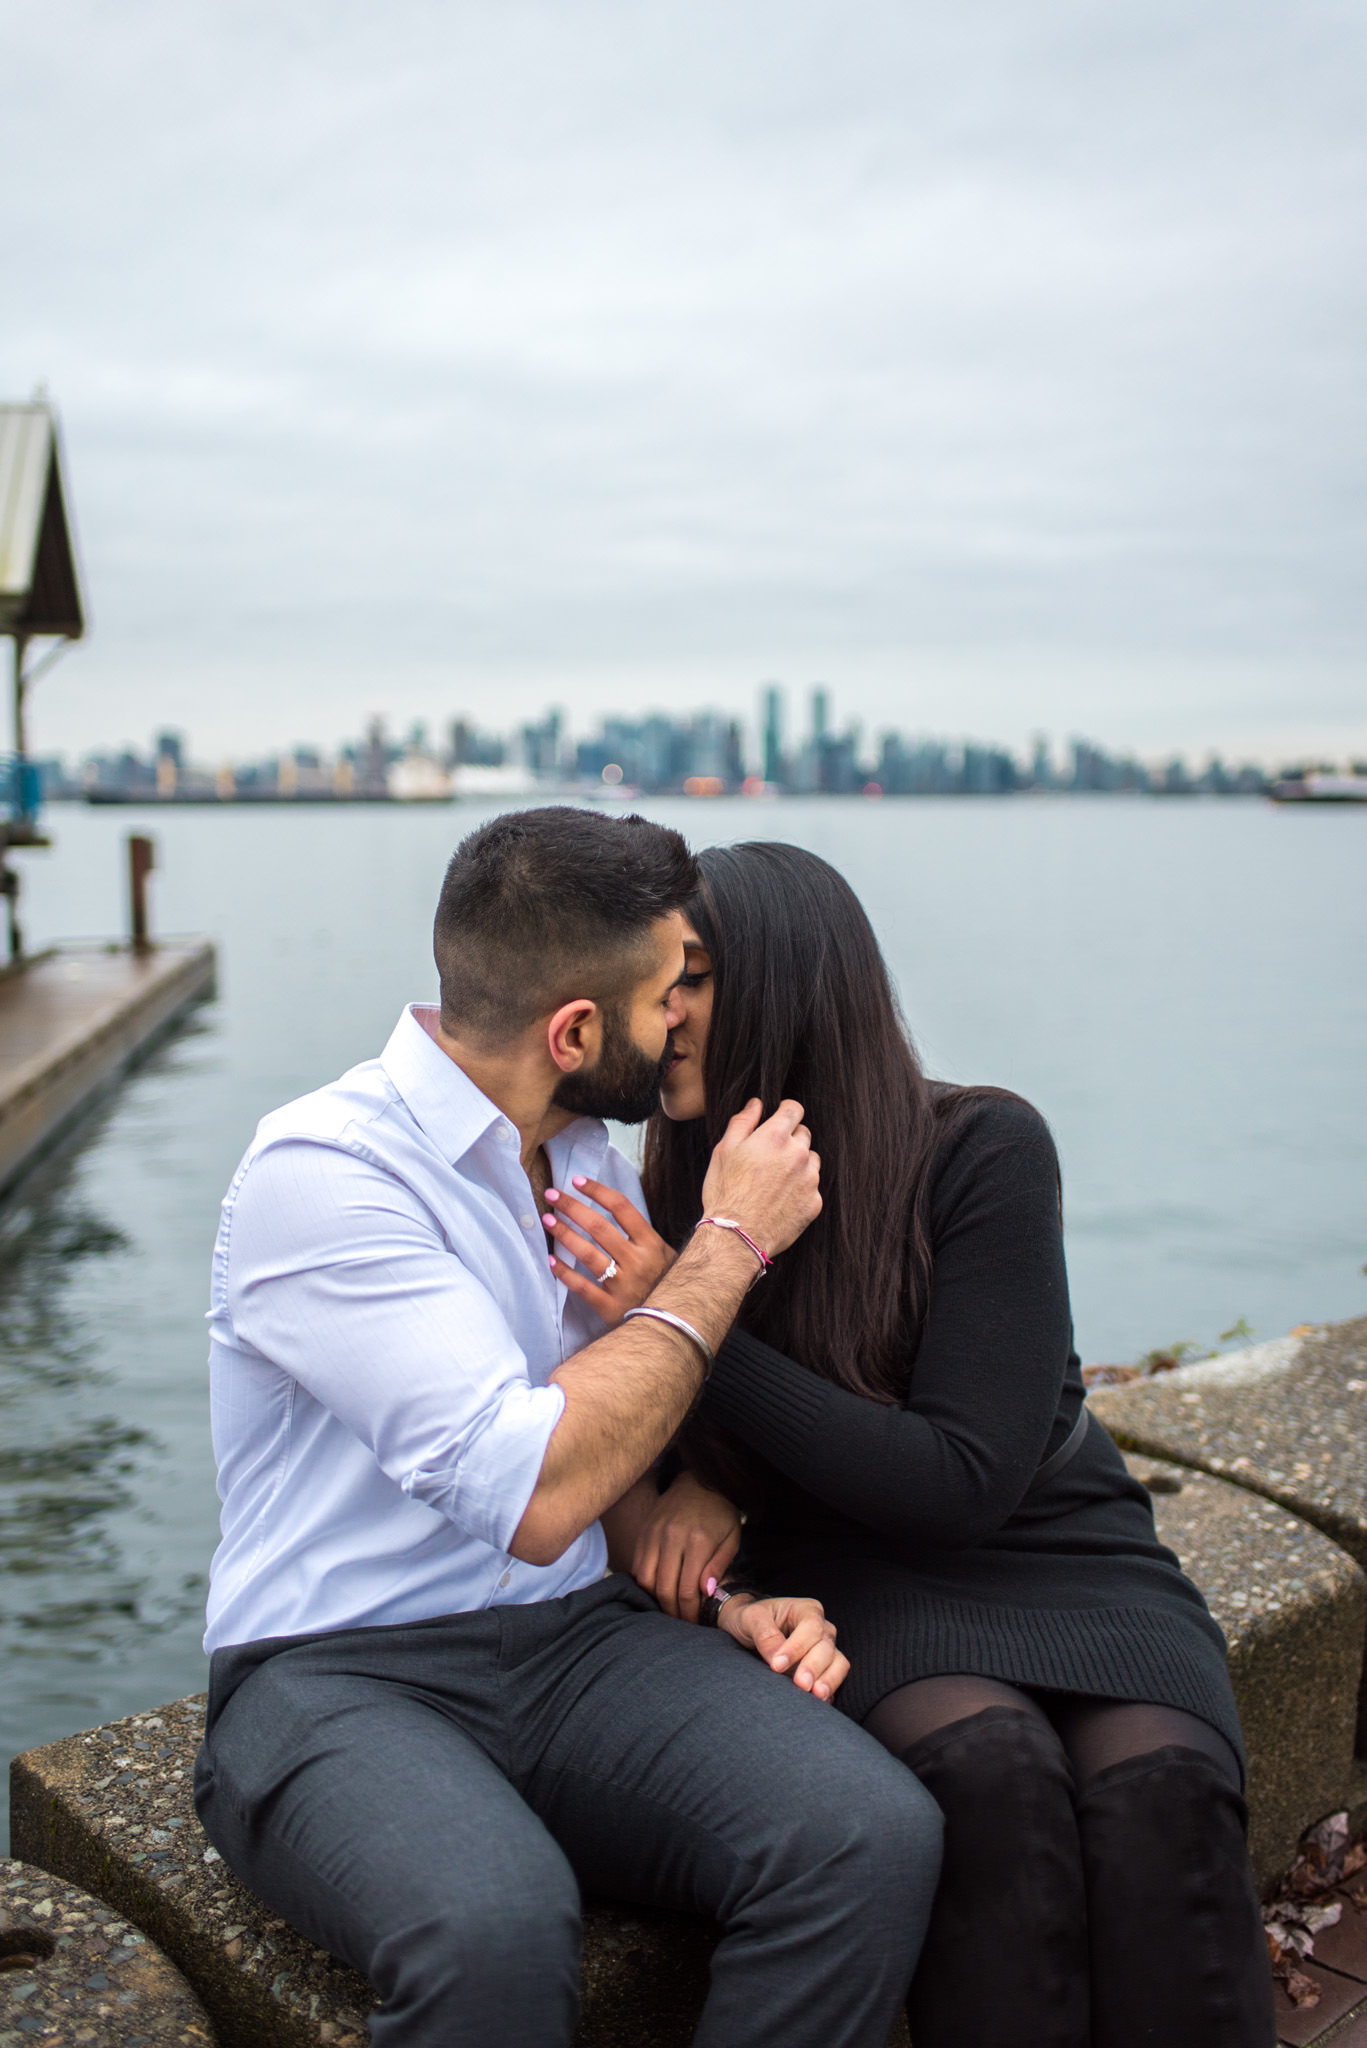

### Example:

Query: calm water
xmin=3 ymin=796 xmax=1365 ymax=1833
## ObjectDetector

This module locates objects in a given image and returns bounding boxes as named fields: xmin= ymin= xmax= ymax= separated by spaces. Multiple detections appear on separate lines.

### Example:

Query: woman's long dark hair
xmin=643 ymin=841 xmax=1003 ymax=1408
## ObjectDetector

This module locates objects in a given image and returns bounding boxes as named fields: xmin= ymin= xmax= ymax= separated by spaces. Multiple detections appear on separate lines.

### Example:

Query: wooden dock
xmin=0 ymin=940 xmax=216 ymax=1197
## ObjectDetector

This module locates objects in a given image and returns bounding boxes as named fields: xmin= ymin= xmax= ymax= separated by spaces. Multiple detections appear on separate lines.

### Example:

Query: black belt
xmin=1027 ymin=1406 xmax=1091 ymax=1494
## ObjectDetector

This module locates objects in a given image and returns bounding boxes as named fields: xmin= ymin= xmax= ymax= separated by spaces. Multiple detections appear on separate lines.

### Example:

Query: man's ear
xmin=546 ymin=998 xmax=599 ymax=1075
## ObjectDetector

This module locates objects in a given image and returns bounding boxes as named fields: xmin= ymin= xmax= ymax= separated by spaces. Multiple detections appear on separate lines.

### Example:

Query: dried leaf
xmin=1266 ymin=1919 xmax=1314 ymax=1958
xmin=1306 ymin=1814 xmax=1350 ymax=1863
xmin=1286 ymin=1812 xmax=1354 ymax=1897
xmin=1263 ymin=1811 xmax=1366 ymax=1978
xmin=1266 ymin=1933 xmax=1322 ymax=2006
xmin=1284 ymin=1967 xmax=1321 ymax=2010
xmin=1268 ymin=1899 xmax=1342 ymax=1942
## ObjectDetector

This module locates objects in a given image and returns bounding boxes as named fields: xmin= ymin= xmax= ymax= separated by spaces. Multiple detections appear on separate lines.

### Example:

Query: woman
xmin=544 ymin=840 xmax=1274 ymax=2048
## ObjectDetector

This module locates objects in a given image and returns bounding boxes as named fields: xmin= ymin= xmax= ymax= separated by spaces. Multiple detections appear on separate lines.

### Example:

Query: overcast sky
xmin=6 ymin=0 xmax=1364 ymax=768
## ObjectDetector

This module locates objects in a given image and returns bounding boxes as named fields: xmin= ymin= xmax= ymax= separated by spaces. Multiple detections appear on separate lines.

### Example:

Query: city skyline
xmin=46 ymin=680 xmax=1345 ymax=806
xmin=38 ymin=682 xmax=1353 ymax=786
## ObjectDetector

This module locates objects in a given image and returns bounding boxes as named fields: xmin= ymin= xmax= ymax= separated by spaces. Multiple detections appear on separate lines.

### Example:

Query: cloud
xmin=5 ymin=0 xmax=1364 ymax=762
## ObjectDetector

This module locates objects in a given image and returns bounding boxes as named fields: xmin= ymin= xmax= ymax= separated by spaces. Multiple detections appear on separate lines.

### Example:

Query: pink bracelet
xmin=696 ymin=1216 xmax=772 ymax=1276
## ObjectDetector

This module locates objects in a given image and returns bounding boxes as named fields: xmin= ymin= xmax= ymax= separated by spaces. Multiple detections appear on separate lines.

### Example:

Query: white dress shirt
xmin=203 ymin=1003 xmax=642 ymax=1652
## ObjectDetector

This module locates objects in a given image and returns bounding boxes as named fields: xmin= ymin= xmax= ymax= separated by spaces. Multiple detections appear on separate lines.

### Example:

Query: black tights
xmin=864 ymin=1675 xmax=1275 ymax=2048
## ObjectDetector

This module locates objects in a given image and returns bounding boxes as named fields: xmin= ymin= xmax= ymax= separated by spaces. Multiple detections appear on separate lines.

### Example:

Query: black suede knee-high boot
xmin=897 ymin=1706 xmax=1090 ymax=2048
xmin=1076 ymin=1745 xmax=1276 ymax=2048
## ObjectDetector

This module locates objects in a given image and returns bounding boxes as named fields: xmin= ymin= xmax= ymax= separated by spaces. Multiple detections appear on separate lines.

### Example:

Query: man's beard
xmin=553 ymin=1006 xmax=672 ymax=1124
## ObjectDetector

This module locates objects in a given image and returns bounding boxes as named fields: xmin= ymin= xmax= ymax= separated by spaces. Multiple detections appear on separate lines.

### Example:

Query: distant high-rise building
xmin=155 ymin=730 xmax=182 ymax=796
xmin=450 ymin=717 xmax=505 ymax=768
xmin=724 ymin=719 xmax=746 ymax=787
xmin=638 ymin=715 xmax=677 ymax=787
xmin=761 ymin=685 xmax=785 ymax=785
xmin=686 ymin=712 xmax=729 ymax=783
xmin=520 ymin=710 xmax=563 ymax=779
xmin=359 ymin=717 xmax=389 ymax=794
xmin=791 ymin=687 xmax=833 ymax=792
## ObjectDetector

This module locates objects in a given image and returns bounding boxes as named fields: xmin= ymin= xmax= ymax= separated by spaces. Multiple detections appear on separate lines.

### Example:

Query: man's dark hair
xmin=434 ymin=807 xmax=697 ymax=1043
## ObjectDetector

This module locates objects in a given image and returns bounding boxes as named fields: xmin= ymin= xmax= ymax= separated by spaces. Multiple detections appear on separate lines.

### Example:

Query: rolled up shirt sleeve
xmin=224 ymin=1135 xmax=564 ymax=1554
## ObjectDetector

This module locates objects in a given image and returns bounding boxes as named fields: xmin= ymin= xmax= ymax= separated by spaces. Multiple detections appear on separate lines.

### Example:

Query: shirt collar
xmin=379 ymin=1005 xmax=509 ymax=1164
xmin=378 ymin=1004 xmax=611 ymax=1174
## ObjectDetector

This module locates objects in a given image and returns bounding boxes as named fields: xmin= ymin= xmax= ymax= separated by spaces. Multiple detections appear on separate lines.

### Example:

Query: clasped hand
xmin=713 ymin=1591 xmax=848 ymax=1703
xmin=633 ymin=1474 xmax=847 ymax=1698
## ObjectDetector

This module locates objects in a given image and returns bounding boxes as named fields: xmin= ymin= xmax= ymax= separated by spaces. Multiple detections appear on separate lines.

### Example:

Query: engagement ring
xmin=601 ymin=1257 xmax=619 ymax=1283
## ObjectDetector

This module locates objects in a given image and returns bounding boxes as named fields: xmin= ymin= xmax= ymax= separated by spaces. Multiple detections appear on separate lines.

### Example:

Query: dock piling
xmin=127 ymin=833 xmax=155 ymax=953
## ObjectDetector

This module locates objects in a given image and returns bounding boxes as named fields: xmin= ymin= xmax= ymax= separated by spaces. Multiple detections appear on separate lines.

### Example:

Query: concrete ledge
xmin=18 ymin=1425 xmax=1360 ymax=2025
xmin=13 ymin=1441 xmax=1366 ymax=2025
xmin=10 ymin=1700 xmax=372 ymax=2048
xmin=1094 ymin=1315 xmax=1367 ymax=1744
xmin=1 ymin=1852 xmax=215 ymax=2044
xmin=1124 ymin=1453 xmax=1367 ymax=1883
xmin=9 ymin=1700 xmax=909 ymax=2048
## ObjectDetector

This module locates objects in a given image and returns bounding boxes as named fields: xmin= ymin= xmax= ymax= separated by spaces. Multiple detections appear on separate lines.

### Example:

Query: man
xmin=195 ymin=806 xmax=941 ymax=2048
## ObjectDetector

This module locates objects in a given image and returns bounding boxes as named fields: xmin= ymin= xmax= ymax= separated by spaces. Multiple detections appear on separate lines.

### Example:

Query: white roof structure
xmin=0 ymin=400 xmax=84 ymax=641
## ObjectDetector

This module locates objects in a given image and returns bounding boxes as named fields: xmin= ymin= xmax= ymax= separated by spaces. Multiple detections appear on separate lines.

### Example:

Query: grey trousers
xmin=195 ymin=1575 xmax=942 ymax=2048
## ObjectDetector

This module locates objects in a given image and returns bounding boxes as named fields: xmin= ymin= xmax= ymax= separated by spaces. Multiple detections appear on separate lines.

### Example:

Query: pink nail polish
xmin=545 ymin=1189 xmax=560 ymax=1202
xmin=542 ymin=1213 xmax=556 ymax=1228
xmin=704 ymin=1577 xmax=717 ymax=1597
xmin=572 ymin=1176 xmax=587 ymax=1188
xmin=548 ymin=1256 xmax=557 ymax=1270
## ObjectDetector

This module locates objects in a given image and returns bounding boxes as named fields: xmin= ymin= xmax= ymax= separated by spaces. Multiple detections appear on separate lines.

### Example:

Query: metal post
xmin=13 ymin=634 xmax=28 ymax=768
xmin=1 ymin=834 xmax=19 ymax=964
xmin=128 ymin=834 xmax=155 ymax=954
xmin=2 ymin=641 xmax=24 ymax=962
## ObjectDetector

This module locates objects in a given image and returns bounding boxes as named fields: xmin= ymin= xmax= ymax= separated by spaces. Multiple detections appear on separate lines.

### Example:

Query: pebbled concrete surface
xmin=9 ymin=1697 xmax=909 ymax=2047
xmin=1 ymin=1854 xmax=214 ymax=2045
xmin=1095 ymin=1314 xmax=1367 ymax=1745
xmin=1124 ymin=1452 xmax=1366 ymax=1885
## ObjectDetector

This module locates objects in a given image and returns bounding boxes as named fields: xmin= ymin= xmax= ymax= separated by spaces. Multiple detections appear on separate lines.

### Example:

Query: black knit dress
xmin=698 ymin=1094 xmax=1244 ymax=1768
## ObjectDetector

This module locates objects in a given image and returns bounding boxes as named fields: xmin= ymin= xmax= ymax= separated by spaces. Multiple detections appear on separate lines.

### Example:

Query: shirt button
xmin=499 ymin=1571 xmax=512 ymax=1588
xmin=520 ymin=1214 xmax=534 ymax=1228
